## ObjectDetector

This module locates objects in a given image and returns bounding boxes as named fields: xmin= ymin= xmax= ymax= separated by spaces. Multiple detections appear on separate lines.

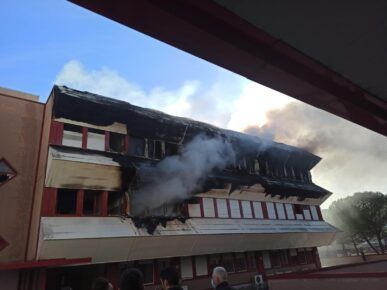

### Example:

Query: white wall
xmin=276 ymin=203 xmax=286 ymax=219
xmin=203 ymin=198 xmax=215 ymax=217
xmin=216 ymin=199 xmax=229 ymax=218
xmin=87 ymin=131 xmax=105 ymax=151
xmin=285 ymin=204 xmax=295 ymax=220
xmin=229 ymin=200 xmax=241 ymax=218
xmin=266 ymin=202 xmax=276 ymax=219
xmin=253 ymin=202 xmax=264 ymax=219
xmin=241 ymin=200 xmax=253 ymax=218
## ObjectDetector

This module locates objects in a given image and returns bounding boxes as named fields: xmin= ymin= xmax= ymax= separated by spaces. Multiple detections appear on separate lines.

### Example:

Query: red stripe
xmin=82 ymin=127 xmax=88 ymax=149
xmin=104 ymin=131 xmax=110 ymax=151
xmin=0 ymin=257 xmax=92 ymax=271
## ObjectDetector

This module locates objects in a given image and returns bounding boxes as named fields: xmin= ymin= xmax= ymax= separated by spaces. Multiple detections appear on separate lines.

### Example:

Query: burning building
xmin=0 ymin=85 xmax=337 ymax=289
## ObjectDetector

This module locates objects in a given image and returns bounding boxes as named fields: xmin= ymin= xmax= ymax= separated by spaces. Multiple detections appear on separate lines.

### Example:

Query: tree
xmin=327 ymin=192 xmax=387 ymax=255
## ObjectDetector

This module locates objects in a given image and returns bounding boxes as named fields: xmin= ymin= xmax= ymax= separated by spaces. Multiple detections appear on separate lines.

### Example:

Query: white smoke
xmin=132 ymin=134 xmax=235 ymax=215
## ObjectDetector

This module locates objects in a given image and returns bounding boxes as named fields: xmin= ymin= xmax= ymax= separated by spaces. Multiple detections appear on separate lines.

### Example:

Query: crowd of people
xmin=90 ymin=266 xmax=235 ymax=290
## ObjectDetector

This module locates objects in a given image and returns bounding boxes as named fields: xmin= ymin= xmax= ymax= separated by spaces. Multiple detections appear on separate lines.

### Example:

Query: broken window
xmin=147 ymin=139 xmax=164 ymax=159
xmin=108 ymin=191 xmax=124 ymax=215
xmin=87 ymin=128 xmax=105 ymax=151
xmin=129 ymin=137 xmax=145 ymax=157
xmin=165 ymin=142 xmax=179 ymax=156
xmin=109 ymin=132 xmax=126 ymax=153
xmin=62 ymin=124 xmax=83 ymax=148
xmin=83 ymin=190 xmax=102 ymax=215
xmin=294 ymin=204 xmax=304 ymax=220
xmin=0 ymin=159 xmax=16 ymax=186
xmin=56 ymin=188 xmax=77 ymax=215
xmin=137 ymin=260 xmax=154 ymax=285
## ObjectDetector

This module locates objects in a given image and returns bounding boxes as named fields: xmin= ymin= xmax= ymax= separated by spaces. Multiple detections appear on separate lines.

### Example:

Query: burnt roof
xmin=51 ymin=85 xmax=321 ymax=170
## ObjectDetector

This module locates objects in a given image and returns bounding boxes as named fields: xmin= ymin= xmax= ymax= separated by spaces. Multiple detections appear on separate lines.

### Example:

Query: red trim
xmin=226 ymin=199 xmax=232 ymax=218
xmin=250 ymin=201 xmax=255 ymax=219
xmin=82 ymin=127 xmax=88 ymax=149
xmin=262 ymin=202 xmax=269 ymax=219
xmin=76 ymin=190 xmax=84 ymax=216
xmin=0 ymin=257 xmax=91 ymax=271
xmin=213 ymin=198 xmax=218 ymax=218
xmin=41 ymin=188 xmax=57 ymax=216
xmin=49 ymin=121 xmax=64 ymax=145
xmin=199 ymin=198 xmax=204 ymax=217
xmin=104 ymin=131 xmax=110 ymax=152
xmin=238 ymin=200 xmax=244 ymax=218
xmin=101 ymin=191 xmax=108 ymax=216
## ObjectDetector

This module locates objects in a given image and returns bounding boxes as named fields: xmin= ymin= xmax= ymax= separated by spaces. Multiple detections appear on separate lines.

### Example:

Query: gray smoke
xmin=132 ymin=134 xmax=236 ymax=215
xmin=244 ymin=101 xmax=387 ymax=205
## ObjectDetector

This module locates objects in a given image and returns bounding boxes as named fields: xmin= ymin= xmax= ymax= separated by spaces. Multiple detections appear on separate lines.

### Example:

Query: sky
xmin=1 ymin=1 xmax=386 ymax=208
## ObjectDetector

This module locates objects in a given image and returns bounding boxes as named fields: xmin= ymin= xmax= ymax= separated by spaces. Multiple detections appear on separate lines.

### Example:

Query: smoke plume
xmin=132 ymin=134 xmax=236 ymax=215
xmin=244 ymin=101 xmax=387 ymax=205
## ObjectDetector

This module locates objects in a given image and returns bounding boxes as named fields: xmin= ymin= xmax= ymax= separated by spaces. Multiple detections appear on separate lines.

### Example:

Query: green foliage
xmin=327 ymin=191 xmax=387 ymax=254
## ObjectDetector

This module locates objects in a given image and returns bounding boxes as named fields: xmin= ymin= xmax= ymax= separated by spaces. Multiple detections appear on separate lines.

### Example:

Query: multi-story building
xmin=0 ymin=85 xmax=337 ymax=290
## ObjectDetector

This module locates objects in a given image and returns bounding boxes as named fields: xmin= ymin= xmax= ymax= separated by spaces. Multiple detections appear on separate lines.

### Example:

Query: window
xmin=0 ymin=159 xmax=16 ymax=187
xmin=165 ymin=142 xmax=179 ymax=156
xmin=83 ymin=190 xmax=102 ymax=215
xmin=246 ymin=252 xmax=257 ymax=270
xmin=138 ymin=261 xmax=154 ymax=284
xmin=262 ymin=251 xmax=271 ymax=269
xmin=254 ymin=160 xmax=260 ymax=174
xmin=222 ymin=254 xmax=235 ymax=273
xmin=280 ymin=250 xmax=289 ymax=267
xmin=297 ymin=249 xmax=307 ymax=265
xmin=108 ymin=191 xmax=124 ymax=215
xmin=289 ymin=249 xmax=298 ymax=265
xmin=194 ymin=256 xmax=208 ymax=276
xmin=229 ymin=200 xmax=241 ymax=218
xmin=157 ymin=259 xmax=171 ymax=271
xmin=203 ymin=198 xmax=215 ymax=217
xmin=275 ymin=203 xmax=286 ymax=219
xmin=253 ymin=202 xmax=264 ymax=219
xmin=188 ymin=203 xmax=201 ymax=217
xmin=62 ymin=124 xmax=82 ymax=148
xmin=285 ymin=204 xmax=295 ymax=220
xmin=129 ymin=137 xmax=145 ymax=157
xmin=109 ymin=132 xmax=126 ymax=153
xmin=208 ymin=255 xmax=221 ymax=273
xmin=87 ymin=128 xmax=105 ymax=151
xmin=147 ymin=139 xmax=164 ymax=159
xmin=305 ymin=248 xmax=314 ymax=264
xmin=241 ymin=201 xmax=253 ymax=218
xmin=56 ymin=189 xmax=77 ymax=215
xmin=270 ymin=251 xmax=281 ymax=268
xmin=181 ymin=257 xmax=193 ymax=279
xmin=234 ymin=253 xmax=247 ymax=272
xmin=294 ymin=204 xmax=304 ymax=220
xmin=303 ymin=207 xmax=312 ymax=220
xmin=266 ymin=202 xmax=277 ymax=219
xmin=216 ymin=199 xmax=229 ymax=218
xmin=310 ymin=206 xmax=319 ymax=220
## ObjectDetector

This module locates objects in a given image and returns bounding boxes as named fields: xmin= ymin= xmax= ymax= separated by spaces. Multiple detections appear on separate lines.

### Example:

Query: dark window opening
xmin=147 ymin=139 xmax=154 ymax=158
xmin=294 ymin=204 xmax=304 ymax=215
xmin=297 ymin=249 xmax=307 ymax=265
xmin=137 ymin=261 xmax=154 ymax=285
xmin=165 ymin=142 xmax=179 ymax=156
xmin=222 ymin=254 xmax=235 ymax=273
xmin=129 ymin=137 xmax=145 ymax=157
xmin=154 ymin=140 xmax=163 ymax=159
xmin=56 ymin=189 xmax=77 ymax=215
xmin=234 ymin=253 xmax=247 ymax=272
xmin=208 ymin=254 xmax=221 ymax=273
xmin=270 ymin=251 xmax=282 ymax=268
xmin=108 ymin=191 xmax=124 ymax=215
xmin=63 ymin=123 xmax=82 ymax=133
xmin=246 ymin=252 xmax=257 ymax=270
xmin=83 ymin=190 xmax=101 ymax=215
xmin=280 ymin=250 xmax=289 ymax=267
xmin=0 ymin=159 xmax=16 ymax=186
xmin=109 ymin=132 xmax=125 ymax=153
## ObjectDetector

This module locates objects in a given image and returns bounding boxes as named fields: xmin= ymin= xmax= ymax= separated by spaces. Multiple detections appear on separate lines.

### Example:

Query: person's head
xmin=211 ymin=266 xmax=228 ymax=288
xmin=91 ymin=277 xmax=113 ymax=290
xmin=120 ymin=268 xmax=144 ymax=290
xmin=159 ymin=267 xmax=180 ymax=289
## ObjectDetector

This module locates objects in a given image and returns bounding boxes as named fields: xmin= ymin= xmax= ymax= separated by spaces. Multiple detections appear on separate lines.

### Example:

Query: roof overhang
xmin=69 ymin=0 xmax=387 ymax=136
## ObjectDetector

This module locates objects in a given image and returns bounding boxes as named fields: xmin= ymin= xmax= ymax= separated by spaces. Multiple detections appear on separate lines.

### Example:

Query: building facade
xmin=0 ymin=85 xmax=337 ymax=290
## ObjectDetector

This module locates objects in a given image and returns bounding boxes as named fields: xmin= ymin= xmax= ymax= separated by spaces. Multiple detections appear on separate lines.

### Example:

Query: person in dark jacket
xmin=211 ymin=267 xmax=235 ymax=290
xmin=120 ymin=268 xmax=144 ymax=290
xmin=160 ymin=266 xmax=183 ymax=290
xmin=91 ymin=277 xmax=113 ymax=290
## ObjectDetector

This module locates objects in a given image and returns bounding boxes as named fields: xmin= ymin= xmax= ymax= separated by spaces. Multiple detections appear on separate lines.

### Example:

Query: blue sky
xmin=0 ymin=0 xmax=232 ymax=101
